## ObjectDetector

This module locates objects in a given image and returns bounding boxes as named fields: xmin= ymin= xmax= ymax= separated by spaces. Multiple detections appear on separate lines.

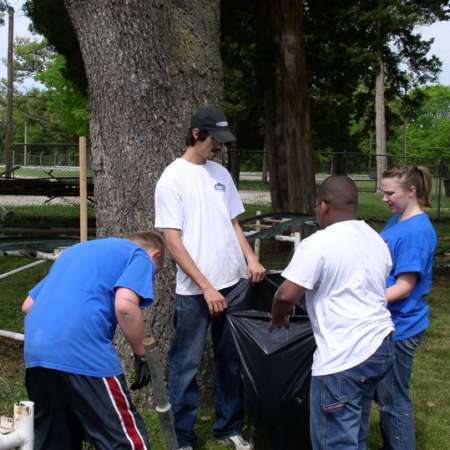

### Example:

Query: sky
xmin=1 ymin=1 xmax=450 ymax=86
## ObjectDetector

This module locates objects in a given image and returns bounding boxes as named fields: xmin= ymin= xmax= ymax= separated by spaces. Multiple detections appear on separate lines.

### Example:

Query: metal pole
xmin=4 ymin=6 xmax=14 ymax=179
xmin=79 ymin=137 xmax=88 ymax=242
xmin=24 ymin=122 xmax=28 ymax=166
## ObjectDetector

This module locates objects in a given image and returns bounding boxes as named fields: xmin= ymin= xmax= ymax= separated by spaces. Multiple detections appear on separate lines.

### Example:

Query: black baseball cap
xmin=190 ymin=105 xmax=236 ymax=143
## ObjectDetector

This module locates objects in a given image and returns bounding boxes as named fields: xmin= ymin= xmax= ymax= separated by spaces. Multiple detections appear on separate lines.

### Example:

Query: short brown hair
xmin=128 ymin=230 xmax=165 ymax=251
xmin=382 ymin=165 xmax=432 ymax=208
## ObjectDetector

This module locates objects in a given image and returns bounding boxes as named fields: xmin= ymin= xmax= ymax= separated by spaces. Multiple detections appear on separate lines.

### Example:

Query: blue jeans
xmin=310 ymin=333 xmax=394 ymax=450
xmin=168 ymin=284 xmax=244 ymax=447
xmin=376 ymin=333 xmax=423 ymax=450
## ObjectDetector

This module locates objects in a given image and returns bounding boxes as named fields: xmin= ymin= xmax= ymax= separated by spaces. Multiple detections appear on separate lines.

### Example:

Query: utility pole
xmin=24 ymin=121 xmax=28 ymax=166
xmin=4 ymin=5 xmax=14 ymax=179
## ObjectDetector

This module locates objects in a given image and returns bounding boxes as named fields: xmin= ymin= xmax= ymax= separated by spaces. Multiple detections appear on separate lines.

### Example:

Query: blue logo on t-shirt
xmin=215 ymin=182 xmax=225 ymax=191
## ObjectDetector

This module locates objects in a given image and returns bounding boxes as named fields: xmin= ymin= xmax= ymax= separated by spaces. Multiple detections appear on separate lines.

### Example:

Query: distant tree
xmin=36 ymin=54 xmax=89 ymax=137
xmin=10 ymin=37 xmax=53 ymax=81
xmin=24 ymin=0 xmax=87 ymax=93
xmin=0 ymin=37 xmax=89 ymax=142
xmin=356 ymin=0 xmax=448 ymax=188
xmin=391 ymin=85 xmax=450 ymax=157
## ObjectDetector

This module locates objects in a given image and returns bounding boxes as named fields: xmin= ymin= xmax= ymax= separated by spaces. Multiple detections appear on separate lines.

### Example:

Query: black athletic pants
xmin=25 ymin=367 xmax=151 ymax=450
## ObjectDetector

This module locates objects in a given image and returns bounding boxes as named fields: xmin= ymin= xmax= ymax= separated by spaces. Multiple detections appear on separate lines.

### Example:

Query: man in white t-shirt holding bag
xmin=270 ymin=175 xmax=394 ymax=450
xmin=155 ymin=105 xmax=265 ymax=450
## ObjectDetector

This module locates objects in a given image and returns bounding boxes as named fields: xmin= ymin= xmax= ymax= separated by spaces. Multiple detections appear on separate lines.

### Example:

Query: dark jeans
xmin=168 ymin=283 xmax=244 ymax=447
xmin=310 ymin=333 xmax=394 ymax=450
xmin=376 ymin=333 xmax=423 ymax=450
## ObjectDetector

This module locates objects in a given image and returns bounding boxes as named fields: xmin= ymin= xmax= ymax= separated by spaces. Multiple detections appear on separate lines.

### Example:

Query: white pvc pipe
xmin=0 ymin=259 xmax=47 ymax=281
xmin=3 ymin=250 xmax=57 ymax=261
xmin=16 ymin=401 xmax=34 ymax=450
xmin=274 ymin=233 xmax=302 ymax=248
xmin=0 ymin=432 xmax=23 ymax=449
xmin=0 ymin=330 xmax=24 ymax=342
xmin=0 ymin=401 xmax=34 ymax=450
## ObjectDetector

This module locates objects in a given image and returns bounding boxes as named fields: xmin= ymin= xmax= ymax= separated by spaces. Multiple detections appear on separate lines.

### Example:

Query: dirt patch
xmin=0 ymin=337 xmax=24 ymax=381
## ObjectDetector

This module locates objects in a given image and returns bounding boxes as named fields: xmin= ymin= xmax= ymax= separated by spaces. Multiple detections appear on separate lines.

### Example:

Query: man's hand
xmin=269 ymin=280 xmax=306 ymax=333
xmin=130 ymin=353 xmax=151 ymax=391
xmin=269 ymin=315 xmax=290 ymax=332
xmin=203 ymin=286 xmax=228 ymax=316
xmin=247 ymin=257 xmax=266 ymax=283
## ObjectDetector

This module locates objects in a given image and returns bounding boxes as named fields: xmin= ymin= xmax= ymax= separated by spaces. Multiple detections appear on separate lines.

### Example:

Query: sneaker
xmin=219 ymin=434 xmax=252 ymax=450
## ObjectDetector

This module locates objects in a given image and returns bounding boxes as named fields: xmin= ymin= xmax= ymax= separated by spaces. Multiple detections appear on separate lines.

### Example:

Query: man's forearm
xmin=270 ymin=280 xmax=306 ymax=328
xmin=232 ymin=219 xmax=266 ymax=282
xmin=271 ymin=293 xmax=296 ymax=323
xmin=232 ymin=219 xmax=258 ymax=262
xmin=117 ymin=308 xmax=145 ymax=355
xmin=163 ymin=229 xmax=228 ymax=315
xmin=165 ymin=232 xmax=213 ymax=291
xmin=386 ymin=273 xmax=417 ymax=303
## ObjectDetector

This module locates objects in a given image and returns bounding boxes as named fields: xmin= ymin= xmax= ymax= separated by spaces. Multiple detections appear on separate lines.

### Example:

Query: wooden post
xmin=254 ymin=210 xmax=261 ymax=260
xmin=79 ymin=137 xmax=88 ymax=242
xmin=144 ymin=337 xmax=178 ymax=450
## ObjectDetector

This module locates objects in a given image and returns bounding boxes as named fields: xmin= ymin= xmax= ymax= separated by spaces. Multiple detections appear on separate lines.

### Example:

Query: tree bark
xmin=258 ymin=0 xmax=315 ymax=214
xmin=64 ymin=0 xmax=222 ymax=400
xmin=375 ymin=50 xmax=387 ymax=191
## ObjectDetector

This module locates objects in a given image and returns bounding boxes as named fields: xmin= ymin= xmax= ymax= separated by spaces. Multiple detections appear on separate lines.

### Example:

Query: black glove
xmin=130 ymin=353 xmax=151 ymax=391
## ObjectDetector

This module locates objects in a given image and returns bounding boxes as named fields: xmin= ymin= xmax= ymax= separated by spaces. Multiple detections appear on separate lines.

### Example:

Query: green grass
xmin=1 ymin=256 xmax=448 ymax=448
xmin=238 ymin=179 xmax=271 ymax=191
xmin=1 ymin=166 xmax=80 ymax=178
xmin=0 ymin=256 xmax=51 ymax=332
xmin=1 ymin=205 xmax=96 ymax=228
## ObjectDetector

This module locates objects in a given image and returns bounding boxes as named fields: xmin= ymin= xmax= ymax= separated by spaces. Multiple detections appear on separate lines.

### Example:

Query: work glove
xmin=130 ymin=353 xmax=151 ymax=391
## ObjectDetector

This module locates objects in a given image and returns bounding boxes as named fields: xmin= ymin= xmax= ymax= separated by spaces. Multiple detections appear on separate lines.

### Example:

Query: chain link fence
xmin=0 ymin=143 xmax=93 ymax=234
xmin=228 ymin=149 xmax=450 ymax=220
xmin=1 ymin=145 xmax=450 ymax=231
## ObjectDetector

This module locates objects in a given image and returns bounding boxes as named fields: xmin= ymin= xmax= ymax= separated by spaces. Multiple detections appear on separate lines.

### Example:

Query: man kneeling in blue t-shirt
xmin=22 ymin=231 xmax=165 ymax=450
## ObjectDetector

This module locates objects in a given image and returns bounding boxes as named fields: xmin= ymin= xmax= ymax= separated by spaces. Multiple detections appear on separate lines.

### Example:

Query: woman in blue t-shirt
xmin=377 ymin=165 xmax=437 ymax=450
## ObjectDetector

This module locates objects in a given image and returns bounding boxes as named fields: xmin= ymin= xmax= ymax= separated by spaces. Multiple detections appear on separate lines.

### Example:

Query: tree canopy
xmin=1 ymin=37 xmax=88 ymax=144
xmin=17 ymin=0 xmax=450 ymax=161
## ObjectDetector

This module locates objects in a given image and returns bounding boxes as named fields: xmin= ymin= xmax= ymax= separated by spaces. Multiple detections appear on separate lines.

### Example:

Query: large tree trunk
xmin=375 ymin=50 xmax=387 ymax=191
xmin=258 ymin=0 xmax=315 ymax=214
xmin=64 ymin=0 xmax=222 ymax=399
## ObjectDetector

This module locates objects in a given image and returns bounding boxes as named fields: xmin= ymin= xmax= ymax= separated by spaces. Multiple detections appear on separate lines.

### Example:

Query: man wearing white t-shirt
xmin=155 ymin=105 xmax=265 ymax=450
xmin=270 ymin=175 xmax=394 ymax=450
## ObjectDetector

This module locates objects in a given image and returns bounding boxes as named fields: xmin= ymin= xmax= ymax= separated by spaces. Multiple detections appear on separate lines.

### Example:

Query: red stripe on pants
xmin=105 ymin=377 xmax=146 ymax=450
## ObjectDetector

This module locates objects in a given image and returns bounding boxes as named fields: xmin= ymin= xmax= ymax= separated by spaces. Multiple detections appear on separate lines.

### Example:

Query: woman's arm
xmin=386 ymin=273 xmax=418 ymax=303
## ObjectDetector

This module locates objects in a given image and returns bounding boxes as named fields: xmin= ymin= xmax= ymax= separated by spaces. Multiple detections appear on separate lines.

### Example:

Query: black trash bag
xmin=226 ymin=276 xmax=316 ymax=450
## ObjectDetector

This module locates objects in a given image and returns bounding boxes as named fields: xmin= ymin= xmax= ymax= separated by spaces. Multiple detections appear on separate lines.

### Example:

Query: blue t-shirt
xmin=380 ymin=213 xmax=436 ymax=341
xmin=24 ymin=238 xmax=154 ymax=377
